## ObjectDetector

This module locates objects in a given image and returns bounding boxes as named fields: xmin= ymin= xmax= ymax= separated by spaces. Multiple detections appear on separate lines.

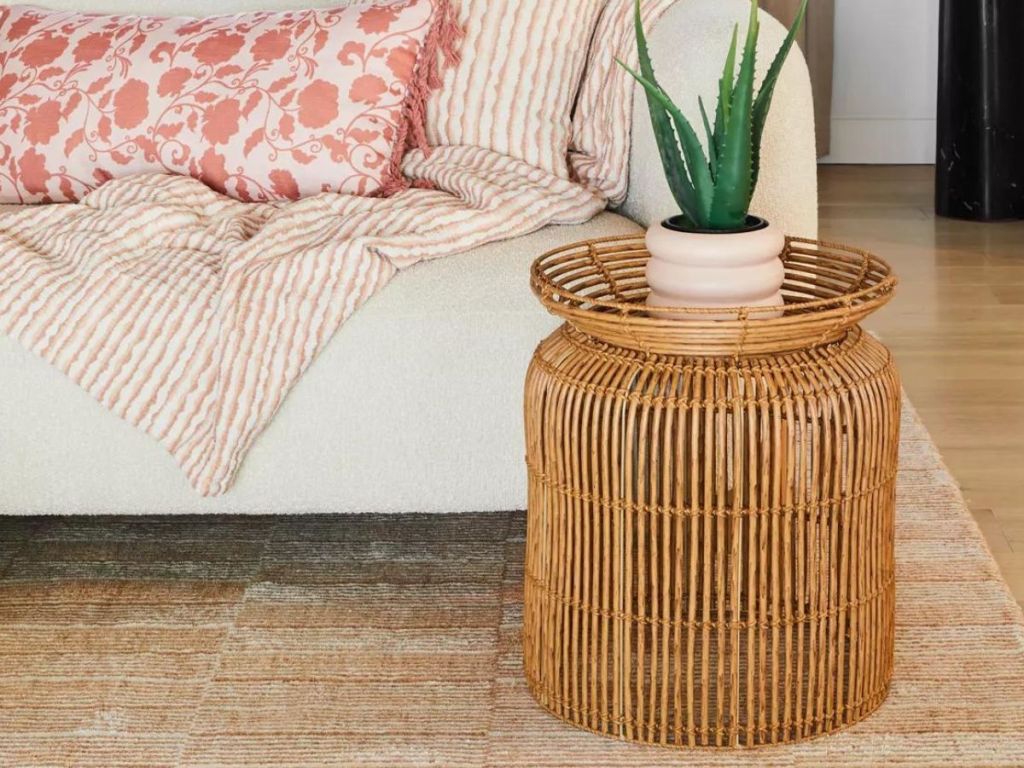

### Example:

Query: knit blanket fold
xmin=0 ymin=146 xmax=603 ymax=495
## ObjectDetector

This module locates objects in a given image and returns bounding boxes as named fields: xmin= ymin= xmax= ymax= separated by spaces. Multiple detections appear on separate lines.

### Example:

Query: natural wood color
xmin=522 ymin=241 xmax=901 ymax=747
xmin=822 ymin=165 xmax=1024 ymax=609
xmin=530 ymin=236 xmax=896 ymax=356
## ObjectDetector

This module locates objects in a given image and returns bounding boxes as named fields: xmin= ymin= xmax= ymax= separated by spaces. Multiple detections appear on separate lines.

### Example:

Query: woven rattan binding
xmin=530 ymin=235 xmax=896 ymax=357
xmin=523 ymin=235 xmax=900 ymax=747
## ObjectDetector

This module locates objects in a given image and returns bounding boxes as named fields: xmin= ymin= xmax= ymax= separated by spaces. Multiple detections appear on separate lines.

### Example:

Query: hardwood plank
xmin=822 ymin=164 xmax=1024 ymax=603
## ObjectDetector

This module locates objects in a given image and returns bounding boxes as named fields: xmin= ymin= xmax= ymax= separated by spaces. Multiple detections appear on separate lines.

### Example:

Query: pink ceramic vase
xmin=645 ymin=216 xmax=786 ymax=320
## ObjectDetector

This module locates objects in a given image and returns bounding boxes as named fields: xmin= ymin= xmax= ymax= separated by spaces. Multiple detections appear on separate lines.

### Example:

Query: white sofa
xmin=0 ymin=0 xmax=817 ymax=515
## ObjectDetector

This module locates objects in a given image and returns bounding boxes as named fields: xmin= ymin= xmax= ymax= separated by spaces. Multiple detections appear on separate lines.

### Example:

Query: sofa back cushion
xmin=0 ymin=0 xmax=456 ymax=203
xmin=426 ymin=0 xmax=607 ymax=177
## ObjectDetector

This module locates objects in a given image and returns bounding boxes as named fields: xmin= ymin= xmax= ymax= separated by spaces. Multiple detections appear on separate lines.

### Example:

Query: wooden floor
xmin=821 ymin=165 xmax=1024 ymax=606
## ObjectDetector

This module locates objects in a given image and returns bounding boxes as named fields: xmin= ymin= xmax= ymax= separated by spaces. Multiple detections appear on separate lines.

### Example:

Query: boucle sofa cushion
xmin=0 ymin=211 xmax=642 ymax=515
xmin=0 ymin=0 xmax=457 ymax=203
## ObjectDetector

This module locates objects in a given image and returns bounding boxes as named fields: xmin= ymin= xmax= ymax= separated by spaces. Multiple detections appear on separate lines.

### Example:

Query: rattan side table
xmin=522 ymin=235 xmax=900 ymax=748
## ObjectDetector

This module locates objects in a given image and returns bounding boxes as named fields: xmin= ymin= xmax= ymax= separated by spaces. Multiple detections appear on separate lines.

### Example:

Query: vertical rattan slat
xmin=522 ymin=238 xmax=900 ymax=748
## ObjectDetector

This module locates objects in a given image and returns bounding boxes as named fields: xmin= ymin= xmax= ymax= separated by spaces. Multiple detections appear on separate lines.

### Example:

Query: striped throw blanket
xmin=0 ymin=148 xmax=602 ymax=495
xmin=0 ymin=0 xmax=676 ymax=496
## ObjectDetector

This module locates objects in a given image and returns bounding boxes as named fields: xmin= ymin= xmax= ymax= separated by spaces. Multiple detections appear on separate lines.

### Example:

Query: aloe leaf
xmin=619 ymin=60 xmax=714 ymax=224
xmin=751 ymin=0 xmax=807 ymax=187
xmin=708 ymin=0 xmax=758 ymax=230
xmin=698 ymin=96 xmax=717 ymax=180
xmin=714 ymin=24 xmax=739 ymax=152
xmin=633 ymin=0 xmax=658 ymax=85
xmin=617 ymin=0 xmax=711 ymax=226
xmin=630 ymin=0 xmax=714 ymax=223
xmin=626 ymin=0 xmax=698 ymax=219
xmin=661 ymin=98 xmax=715 ymax=223
xmin=618 ymin=59 xmax=699 ymax=222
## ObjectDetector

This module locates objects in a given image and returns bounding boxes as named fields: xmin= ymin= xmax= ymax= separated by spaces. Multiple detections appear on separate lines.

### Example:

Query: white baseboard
xmin=819 ymin=118 xmax=936 ymax=165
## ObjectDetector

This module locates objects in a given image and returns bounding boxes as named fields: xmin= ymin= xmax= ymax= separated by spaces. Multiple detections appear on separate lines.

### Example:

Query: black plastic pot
xmin=661 ymin=215 xmax=768 ymax=235
xmin=935 ymin=0 xmax=1024 ymax=221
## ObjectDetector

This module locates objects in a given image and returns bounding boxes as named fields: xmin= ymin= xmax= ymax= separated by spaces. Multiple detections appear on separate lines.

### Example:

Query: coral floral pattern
xmin=0 ymin=1 xmax=447 ymax=203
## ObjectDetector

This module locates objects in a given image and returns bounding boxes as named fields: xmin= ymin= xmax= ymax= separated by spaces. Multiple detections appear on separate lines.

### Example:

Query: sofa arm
xmin=617 ymin=0 xmax=818 ymax=238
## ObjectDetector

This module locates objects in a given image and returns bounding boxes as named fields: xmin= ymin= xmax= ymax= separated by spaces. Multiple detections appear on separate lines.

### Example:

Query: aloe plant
xmin=618 ymin=0 xmax=808 ymax=231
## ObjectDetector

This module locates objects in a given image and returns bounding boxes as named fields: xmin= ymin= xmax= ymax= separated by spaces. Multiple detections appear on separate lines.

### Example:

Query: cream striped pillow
xmin=427 ymin=0 xmax=608 ymax=177
xmin=571 ymin=0 xmax=676 ymax=202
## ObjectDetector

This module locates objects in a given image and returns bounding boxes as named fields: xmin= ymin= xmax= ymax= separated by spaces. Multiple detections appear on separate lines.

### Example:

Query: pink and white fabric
xmin=0 ymin=0 xmax=671 ymax=496
xmin=0 ymin=151 xmax=605 ymax=495
xmin=571 ymin=0 xmax=677 ymax=203
xmin=0 ymin=1 xmax=460 ymax=203
xmin=426 ymin=0 xmax=608 ymax=178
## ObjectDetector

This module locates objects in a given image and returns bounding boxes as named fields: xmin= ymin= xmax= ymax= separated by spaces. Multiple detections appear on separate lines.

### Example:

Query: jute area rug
xmin=0 ymin=399 xmax=1022 ymax=767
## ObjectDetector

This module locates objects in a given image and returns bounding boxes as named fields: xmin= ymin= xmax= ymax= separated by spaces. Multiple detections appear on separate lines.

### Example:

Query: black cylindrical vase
xmin=936 ymin=0 xmax=1024 ymax=221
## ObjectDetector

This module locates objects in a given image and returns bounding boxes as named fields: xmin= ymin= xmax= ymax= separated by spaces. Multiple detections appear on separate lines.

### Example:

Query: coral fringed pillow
xmin=0 ymin=1 xmax=460 ymax=203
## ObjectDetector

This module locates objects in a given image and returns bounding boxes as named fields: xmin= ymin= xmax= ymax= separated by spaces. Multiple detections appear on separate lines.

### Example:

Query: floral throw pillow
xmin=0 ymin=1 xmax=460 ymax=203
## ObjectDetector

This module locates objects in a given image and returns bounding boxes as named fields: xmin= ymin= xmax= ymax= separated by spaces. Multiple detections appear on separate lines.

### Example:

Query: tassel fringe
xmin=378 ymin=0 xmax=464 ymax=197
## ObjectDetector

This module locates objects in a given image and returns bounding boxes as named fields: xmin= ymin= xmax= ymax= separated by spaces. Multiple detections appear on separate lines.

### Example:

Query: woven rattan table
xmin=522 ymin=236 xmax=900 ymax=748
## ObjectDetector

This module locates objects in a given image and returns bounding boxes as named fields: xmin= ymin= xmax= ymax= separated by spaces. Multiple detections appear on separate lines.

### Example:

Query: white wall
xmin=821 ymin=0 xmax=939 ymax=164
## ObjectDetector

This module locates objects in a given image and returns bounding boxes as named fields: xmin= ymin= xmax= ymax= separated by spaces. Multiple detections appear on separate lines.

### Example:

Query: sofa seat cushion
xmin=0 ymin=211 xmax=641 ymax=514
